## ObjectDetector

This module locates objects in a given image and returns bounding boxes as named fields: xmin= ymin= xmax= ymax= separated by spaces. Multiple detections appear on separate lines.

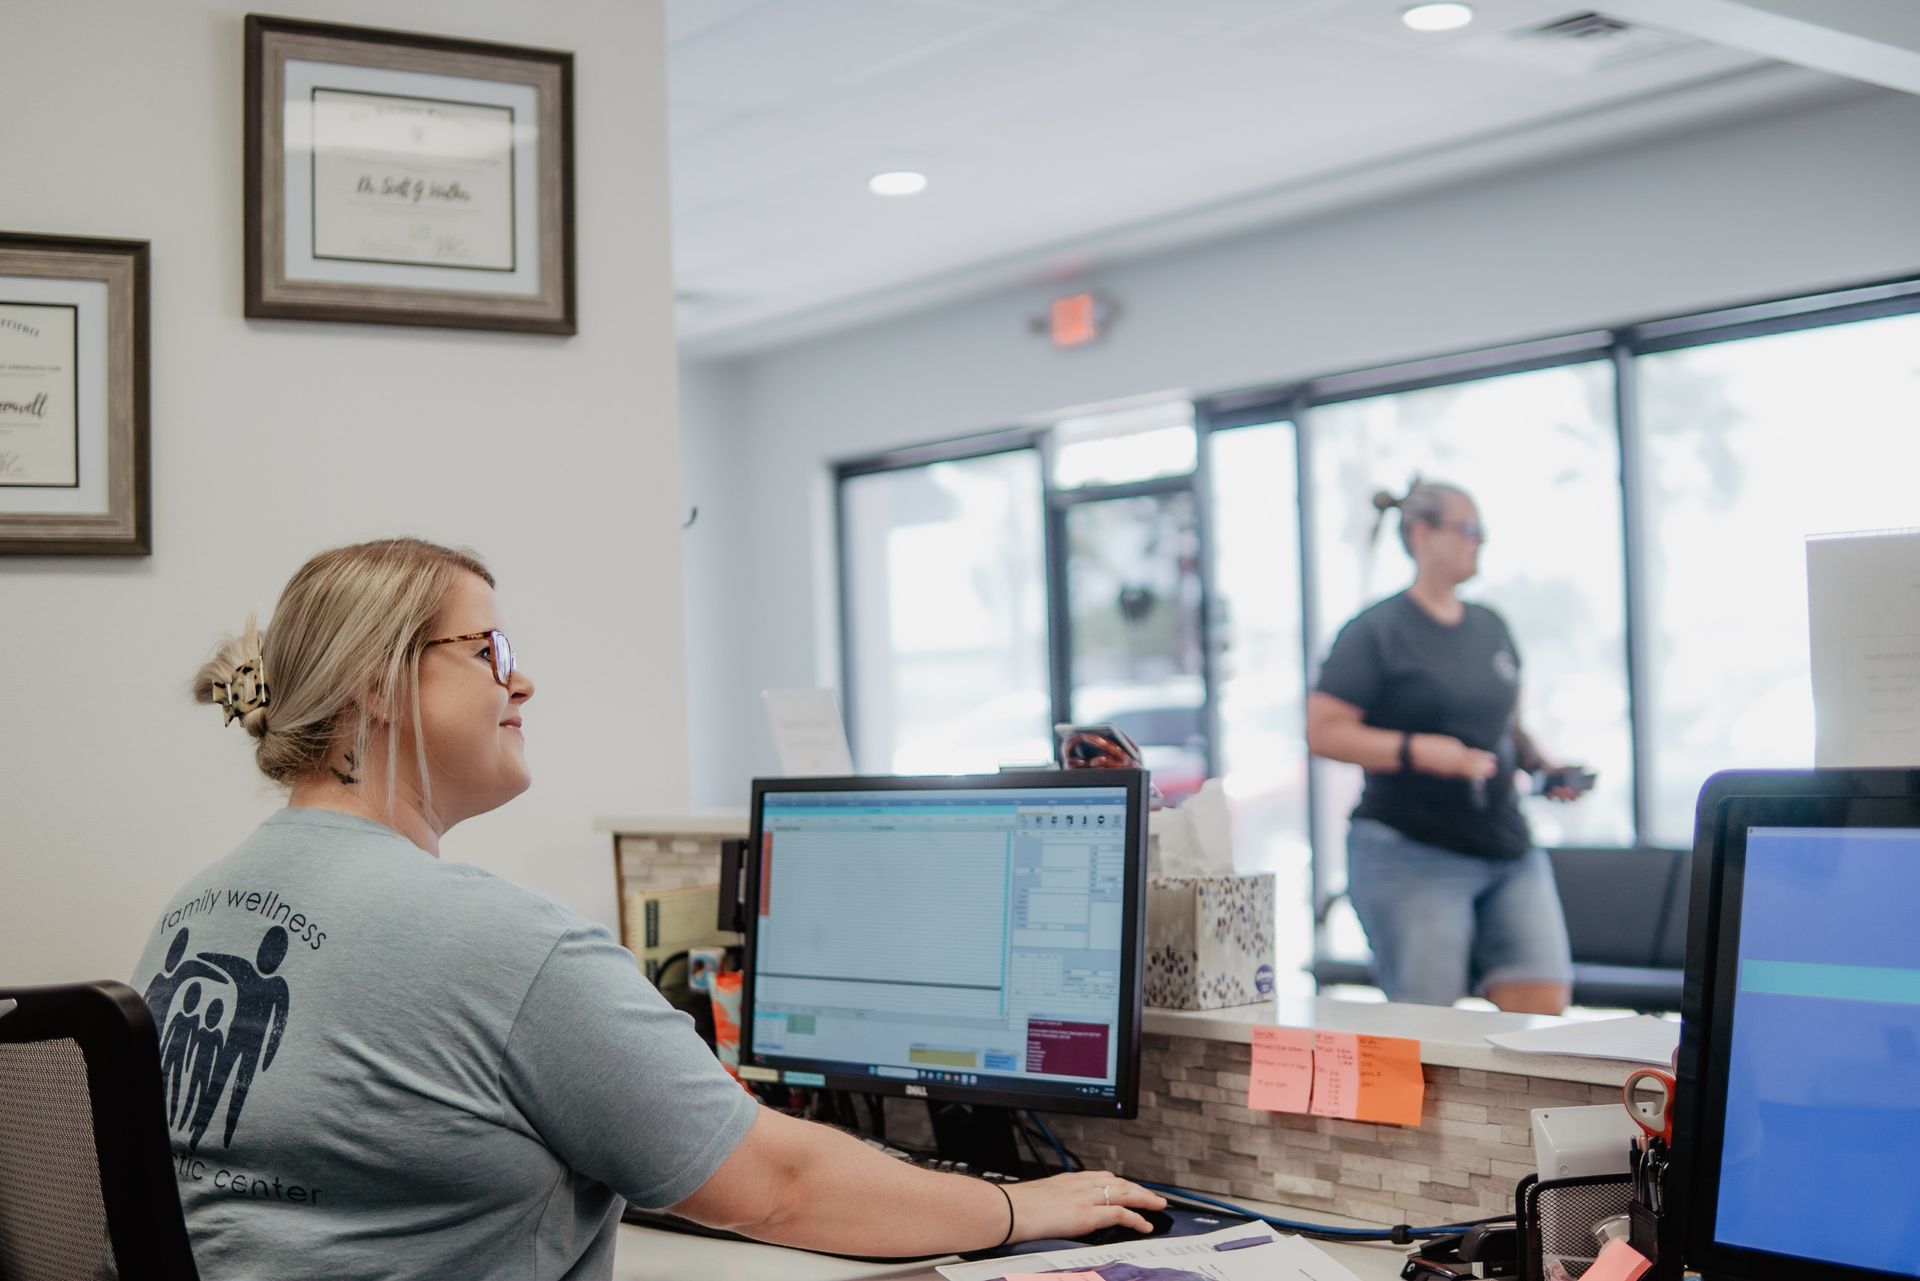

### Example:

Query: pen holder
xmin=1514 ymin=1172 xmax=1632 ymax=1281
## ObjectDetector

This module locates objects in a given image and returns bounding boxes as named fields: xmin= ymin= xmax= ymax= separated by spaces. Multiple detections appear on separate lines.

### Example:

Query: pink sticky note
xmin=1581 ymin=1240 xmax=1652 ymax=1281
xmin=1309 ymin=1031 xmax=1360 ymax=1118
xmin=1248 ymin=1026 xmax=1314 ymax=1113
xmin=1001 ymin=1273 xmax=1107 ymax=1281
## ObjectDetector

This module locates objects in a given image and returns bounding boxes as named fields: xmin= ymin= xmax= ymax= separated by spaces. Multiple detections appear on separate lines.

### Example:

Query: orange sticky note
xmin=1582 ymin=1239 xmax=1652 ymax=1281
xmin=1248 ymin=1027 xmax=1314 ymax=1113
xmin=1309 ymin=1031 xmax=1359 ymax=1117
xmin=1353 ymin=1034 xmax=1425 ymax=1126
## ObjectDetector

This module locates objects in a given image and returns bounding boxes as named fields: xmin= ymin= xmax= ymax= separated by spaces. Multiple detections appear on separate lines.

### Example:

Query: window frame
xmin=830 ymin=273 xmax=1920 ymax=967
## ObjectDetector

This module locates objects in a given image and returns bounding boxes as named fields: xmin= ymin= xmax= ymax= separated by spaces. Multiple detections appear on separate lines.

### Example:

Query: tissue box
xmin=1144 ymin=873 xmax=1276 ymax=1009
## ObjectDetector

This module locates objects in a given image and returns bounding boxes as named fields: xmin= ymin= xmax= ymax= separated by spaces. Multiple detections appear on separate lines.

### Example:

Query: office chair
xmin=0 ymin=981 xmax=199 ymax=1281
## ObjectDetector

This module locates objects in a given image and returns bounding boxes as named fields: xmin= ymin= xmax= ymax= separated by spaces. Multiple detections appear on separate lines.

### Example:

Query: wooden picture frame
xmin=244 ymin=14 xmax=576 ymax=335
xmin=0 ymin=233 xmax=150 ymax=556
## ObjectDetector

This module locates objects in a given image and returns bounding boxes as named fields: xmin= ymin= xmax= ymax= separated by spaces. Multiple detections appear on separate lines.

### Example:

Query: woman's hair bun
xmin=1371 ymin=489 xmax=1400 ymax=513
xmin=192 ymin=615 xmax=271 ymax=734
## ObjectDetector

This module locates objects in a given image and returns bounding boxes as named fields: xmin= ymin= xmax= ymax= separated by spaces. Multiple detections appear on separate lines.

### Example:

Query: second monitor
xmin=740 ymin=770 xmax=1149 ymax=1170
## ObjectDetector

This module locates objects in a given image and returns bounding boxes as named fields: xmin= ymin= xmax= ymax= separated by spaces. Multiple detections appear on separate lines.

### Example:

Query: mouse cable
xmin=1141 ymin=1180 xmax=1515 ymax=1244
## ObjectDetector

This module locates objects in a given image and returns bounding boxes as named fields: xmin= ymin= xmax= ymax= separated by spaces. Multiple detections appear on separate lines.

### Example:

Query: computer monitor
xmin=1672 ymin=769 xmax=1920 ymax=1281
xmin=739 ymin=770 xmax=1149 ymax=1168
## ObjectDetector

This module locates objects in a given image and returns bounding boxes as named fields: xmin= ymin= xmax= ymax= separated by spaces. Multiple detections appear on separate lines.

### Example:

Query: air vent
xmin=1499 ymin=11 xmax=1696 ymax=73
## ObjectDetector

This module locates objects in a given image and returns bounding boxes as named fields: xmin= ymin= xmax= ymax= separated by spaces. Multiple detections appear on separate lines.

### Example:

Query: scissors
xmin=1622 ymin=1066 xmax=1677 ymax=1146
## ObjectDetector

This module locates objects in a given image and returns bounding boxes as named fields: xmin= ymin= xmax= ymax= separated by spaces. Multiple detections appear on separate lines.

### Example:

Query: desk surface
xmin=612 ymin=1213 xmax=1410 ymax=1281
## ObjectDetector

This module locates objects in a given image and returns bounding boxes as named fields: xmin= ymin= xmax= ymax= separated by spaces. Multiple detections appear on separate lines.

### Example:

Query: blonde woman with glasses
xmin=134 ymin=537 xmax=1160 ymax=1281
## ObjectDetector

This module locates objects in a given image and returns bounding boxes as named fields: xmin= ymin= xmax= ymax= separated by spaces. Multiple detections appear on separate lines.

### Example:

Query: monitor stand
xmin=928 ymin=1101 xmax=1043 ymax=1179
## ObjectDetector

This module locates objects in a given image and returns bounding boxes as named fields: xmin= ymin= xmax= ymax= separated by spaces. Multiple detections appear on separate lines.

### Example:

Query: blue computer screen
xmin=747 ymin=784 xmax=1132 ymax=1104
xmin=1714 ymin=826 xmax=1920 ymax=1274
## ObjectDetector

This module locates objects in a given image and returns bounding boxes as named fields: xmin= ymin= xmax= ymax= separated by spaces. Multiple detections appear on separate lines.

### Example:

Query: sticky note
xmin=1305 ymin=1032 xmax=1424 ymax=1125
xmin=1309 ymin=1032 xmax=1359 ymax=1117
xmin=1353 ymin=1034 xmax=1425 ymax=1126
xmin=1002 ymin=1273 xmax=1106 ymax=1281
xmin=1581 ymin=1239 xmax=1652 ymax=1281
xmin=1248 ymin=1027 xmax=1315 ymax=1113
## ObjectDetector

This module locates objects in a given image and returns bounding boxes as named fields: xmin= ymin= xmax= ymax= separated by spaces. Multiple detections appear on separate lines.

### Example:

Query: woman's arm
xmin=1306 ymin=691 xmax=1496 ymax=781
xmin=669 ymin=1107 xmax=1165 ymax=1256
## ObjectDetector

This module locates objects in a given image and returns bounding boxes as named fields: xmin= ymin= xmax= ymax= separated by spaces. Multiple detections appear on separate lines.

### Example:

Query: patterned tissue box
xmin=1144 ymin=873 xmax=1276 ymax=1009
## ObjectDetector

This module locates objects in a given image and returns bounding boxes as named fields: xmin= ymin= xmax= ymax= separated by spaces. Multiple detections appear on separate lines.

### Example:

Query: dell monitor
xmin=1673 ymin=769 xmax=1920 ymax=1281
xmin=740 ymin=770 xmax=1149 ymax=1172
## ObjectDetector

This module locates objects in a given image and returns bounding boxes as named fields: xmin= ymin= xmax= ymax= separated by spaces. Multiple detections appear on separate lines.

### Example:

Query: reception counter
xmin=598 ymin=815 xmax=1650 ymax=1227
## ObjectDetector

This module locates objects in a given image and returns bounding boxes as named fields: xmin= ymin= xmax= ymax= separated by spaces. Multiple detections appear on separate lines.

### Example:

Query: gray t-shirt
xmin=129 ymin=807 xmax=760 ymax=1281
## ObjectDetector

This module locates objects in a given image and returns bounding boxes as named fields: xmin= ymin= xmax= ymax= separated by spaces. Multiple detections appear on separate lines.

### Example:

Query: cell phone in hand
xmin=1533 ymin=766 xmax=1597 ymax=796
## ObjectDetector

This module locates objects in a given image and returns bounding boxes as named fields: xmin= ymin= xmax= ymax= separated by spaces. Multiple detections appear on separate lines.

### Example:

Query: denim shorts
xmin=1345 ymin=817 xmax=1573 ymax=1006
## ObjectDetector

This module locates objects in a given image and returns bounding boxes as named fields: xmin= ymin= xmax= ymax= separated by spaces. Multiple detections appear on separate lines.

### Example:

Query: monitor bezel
xmin=739 ymin=769 xmax=1149 ymax=1120
xmin=1673 ymin=767 xmax=1920 ymax=1281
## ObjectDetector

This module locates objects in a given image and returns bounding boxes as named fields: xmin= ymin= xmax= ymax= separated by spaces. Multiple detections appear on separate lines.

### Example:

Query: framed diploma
xmin=0 ymin=233 xmax=150 ymax=556
xmin=244 ymin=15 xmax=575 ymax=334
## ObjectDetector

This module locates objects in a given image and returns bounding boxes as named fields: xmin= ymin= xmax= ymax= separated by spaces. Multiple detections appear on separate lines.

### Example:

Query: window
xmin=1636 ymin=309 xmax=1920 ymax=845
xmin=1208 ymin=422 xmax=1312 ymax=978
xmin=1307 ymin=360 xmax=1635 ymax=847
xmin=832 ymin=278 xmax=1920 ymax=991
xmin=841 ymin=449 xmax=1049 ymax=775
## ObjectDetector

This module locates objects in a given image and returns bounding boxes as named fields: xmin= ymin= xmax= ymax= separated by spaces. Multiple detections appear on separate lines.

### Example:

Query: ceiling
xmin=664 ymin=0 xmax=1913 ymax=357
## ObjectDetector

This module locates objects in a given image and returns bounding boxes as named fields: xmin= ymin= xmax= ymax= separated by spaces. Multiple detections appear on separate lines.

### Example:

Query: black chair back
xmin=0 ymin=981 xmax=198 ymax=1281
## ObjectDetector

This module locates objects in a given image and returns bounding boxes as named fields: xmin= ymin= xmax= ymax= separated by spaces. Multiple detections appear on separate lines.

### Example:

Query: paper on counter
xmin=761 ymin=688 xmax=854 ymax=776
xmin=1484 ymin=1014 xmax=1678 ymax=1066
xmin=936 ymin=1224 xmax=1366 ymax=1281
xmin=1808 ymin=528 xmax=1920 ymax=767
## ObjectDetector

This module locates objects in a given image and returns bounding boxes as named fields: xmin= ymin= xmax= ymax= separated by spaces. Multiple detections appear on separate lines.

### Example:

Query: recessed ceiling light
xmin=1402 ymin=3 xmax=1473 ymax=32
xmin=869 ymin=171 xmax=929 ymax=197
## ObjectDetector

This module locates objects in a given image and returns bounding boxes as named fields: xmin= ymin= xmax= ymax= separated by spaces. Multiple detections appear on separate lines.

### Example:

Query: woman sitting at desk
xmin=135 ymin=537 xmax=1162 ymax=1281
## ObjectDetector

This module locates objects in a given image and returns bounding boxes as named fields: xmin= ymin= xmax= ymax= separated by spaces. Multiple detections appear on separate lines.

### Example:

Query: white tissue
xmin=1147 ymin=779 xmax=1234 ymax=877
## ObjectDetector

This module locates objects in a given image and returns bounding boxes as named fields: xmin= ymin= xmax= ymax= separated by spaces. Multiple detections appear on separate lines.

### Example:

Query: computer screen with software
xmin=739 ymin=770 xmax=1147 ymax=1120
xmin=1677 ymin=771 xmax=1920 ymax=1281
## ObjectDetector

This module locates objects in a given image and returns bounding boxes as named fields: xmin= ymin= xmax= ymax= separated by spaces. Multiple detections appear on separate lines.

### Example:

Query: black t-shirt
xmin=1315 ymin=591 xmax=1531 ymax=860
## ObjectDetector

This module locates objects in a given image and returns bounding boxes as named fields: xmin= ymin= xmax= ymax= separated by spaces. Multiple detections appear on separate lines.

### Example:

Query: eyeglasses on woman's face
xmin=423 ymin=629 xmax=517 ymax=688
xmin=1424 ymin=517 xmax=1487 ymax=544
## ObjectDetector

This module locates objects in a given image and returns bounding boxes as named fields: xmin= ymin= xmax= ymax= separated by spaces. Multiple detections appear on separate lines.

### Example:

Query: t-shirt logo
xmin=1492 ymin=650 xmax=1519 ymax=684
xmin=142 ymin=926 xmax=292 ymax=1152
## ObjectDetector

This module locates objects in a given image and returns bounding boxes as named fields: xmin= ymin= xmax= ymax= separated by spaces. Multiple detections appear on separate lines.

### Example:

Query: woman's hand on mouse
xmin=1004 ymin=1170 xmax=1166 ymax=1243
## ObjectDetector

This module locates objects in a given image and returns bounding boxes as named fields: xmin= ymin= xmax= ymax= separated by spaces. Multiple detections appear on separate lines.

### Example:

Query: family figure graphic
xmin=142 ymin=925 xmax=293 ymax=1152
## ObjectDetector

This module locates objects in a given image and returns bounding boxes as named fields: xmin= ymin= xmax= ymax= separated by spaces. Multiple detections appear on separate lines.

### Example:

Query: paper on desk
xmin=1808 ymin=528 xmax=1920 ymax=767
xmin=936 ymin=1224 xmax=1366 ymax=1281
xmin=1306 ymin=1032 xmax=1424 ymax=1126
xmin=1484 ymin=1014 xmax=1678 ymax=1066
xmin=761 ymin=688 xmax=854 ymax=776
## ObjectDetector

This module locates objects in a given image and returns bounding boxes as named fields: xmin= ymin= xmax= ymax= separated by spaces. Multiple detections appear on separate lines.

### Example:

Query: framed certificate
xmin=0 ymin=233 xmax=150 ymax=556
xmin=245 ymin=15 xmax=575 ymax=334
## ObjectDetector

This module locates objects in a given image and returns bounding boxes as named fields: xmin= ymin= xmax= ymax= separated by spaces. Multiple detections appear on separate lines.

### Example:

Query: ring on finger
xmin=1102 ymin=1183 xmax=1112 ymax=1205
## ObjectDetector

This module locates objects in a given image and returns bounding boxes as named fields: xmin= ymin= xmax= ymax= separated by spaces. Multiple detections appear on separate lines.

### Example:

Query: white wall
xmin=1 ymin=0 xmax=684 ymax=985
xmin=681 ymin=88 xmax=1920 ymax=807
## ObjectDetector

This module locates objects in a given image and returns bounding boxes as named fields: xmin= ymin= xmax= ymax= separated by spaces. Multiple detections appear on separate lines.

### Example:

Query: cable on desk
xmin=1024 ymin=1111 xmax=1078 ymax=1171
xmin=1141 ymin=1180 xmax=1514 ymax=1244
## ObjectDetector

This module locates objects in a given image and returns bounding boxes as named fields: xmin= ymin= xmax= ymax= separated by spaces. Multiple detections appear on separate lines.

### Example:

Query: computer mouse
xmin=1074 ymin=1207 xmax=1176 ymax=1246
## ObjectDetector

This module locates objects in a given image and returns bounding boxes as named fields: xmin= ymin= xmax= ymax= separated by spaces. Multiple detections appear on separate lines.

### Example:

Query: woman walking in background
xmin=1306 ymin=481 xmax=1587 ymax=1014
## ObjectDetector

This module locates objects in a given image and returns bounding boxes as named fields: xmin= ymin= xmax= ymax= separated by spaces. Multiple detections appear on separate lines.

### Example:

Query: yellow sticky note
xmin=1353 ymin=1034 xmax=1425 ymax=1126
xmin=1309 ymin=1031 xmax=1359 ymax=1117
xmin=1248 ymin=1026 xmax=1314 ymax=1113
